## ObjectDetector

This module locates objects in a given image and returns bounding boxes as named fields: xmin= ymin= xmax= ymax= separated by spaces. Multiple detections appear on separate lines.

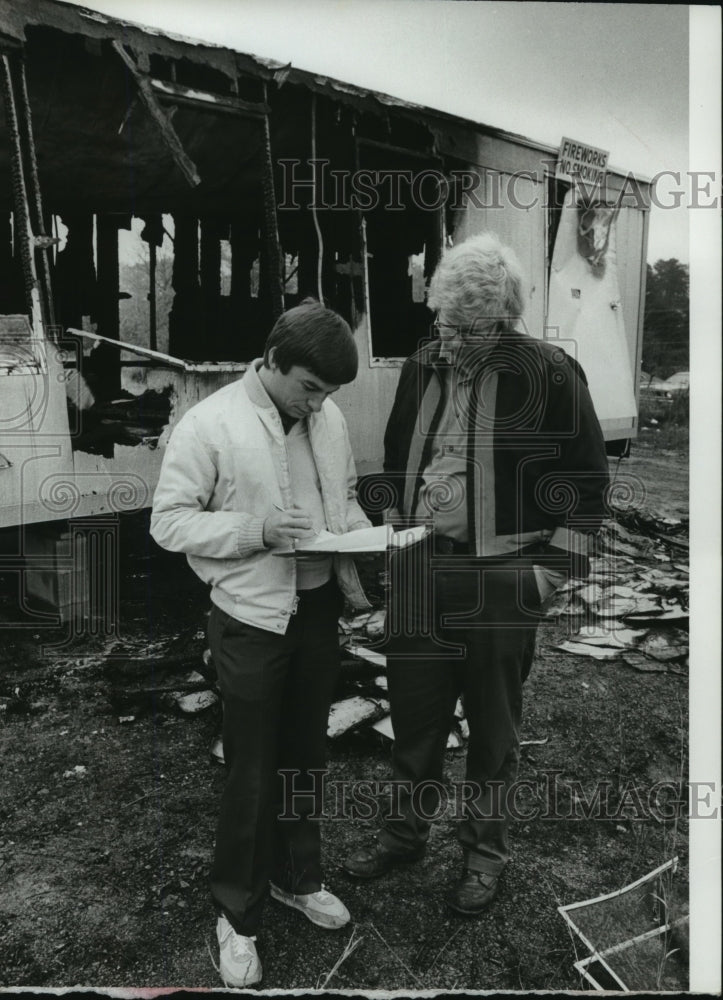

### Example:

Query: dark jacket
xmin=383 ymin=331 xmax=610 ymax=576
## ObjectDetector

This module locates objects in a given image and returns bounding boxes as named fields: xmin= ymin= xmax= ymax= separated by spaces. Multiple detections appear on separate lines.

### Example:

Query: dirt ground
xmin=0 ymin=436 xmax=690 ymax=994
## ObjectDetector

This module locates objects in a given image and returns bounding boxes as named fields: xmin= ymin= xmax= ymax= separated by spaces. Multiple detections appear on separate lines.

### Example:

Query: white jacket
xmin=150 ymin=361 xmax=371 ymax=633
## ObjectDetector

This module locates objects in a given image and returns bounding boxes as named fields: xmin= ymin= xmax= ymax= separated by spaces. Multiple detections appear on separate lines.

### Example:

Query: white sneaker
xmin=269 ymin=882 xmax=350 ymax=929
xmin=216 ymin=914 xmax=262 ymax=987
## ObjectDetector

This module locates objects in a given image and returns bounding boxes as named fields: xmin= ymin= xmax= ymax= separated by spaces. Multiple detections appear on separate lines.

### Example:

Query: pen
xmin=273 ymin=504 xmax=319 ymax=551
xmin=273 ymin=504 xmax=295 ymax=551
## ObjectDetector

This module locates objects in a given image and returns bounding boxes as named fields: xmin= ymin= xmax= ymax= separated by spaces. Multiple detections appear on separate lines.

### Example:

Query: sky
xmin=60 ymin=0 xmax=702 ymax=265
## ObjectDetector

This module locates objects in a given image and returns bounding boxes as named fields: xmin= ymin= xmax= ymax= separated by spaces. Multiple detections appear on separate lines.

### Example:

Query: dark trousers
xmin=379 ymin=543 xmax=540 ymax=875
xmin=207 ymin=579 xmax=343 ymax=935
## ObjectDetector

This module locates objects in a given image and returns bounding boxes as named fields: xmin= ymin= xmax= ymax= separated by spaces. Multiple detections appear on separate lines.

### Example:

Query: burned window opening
xmin=118 ymin=215 xmax=174 ymax=356
xmin=358 ymin=143 xmax=440 ymax=359
xmin=47 ymin=210 xmax=281 ymax=453
xmin=63 ymin=350 xmax=173 ymax=457
xmin=220 ymin=239 xmax=232 ymax=297
xmin=272 ymin=97 xmax=363 ymax=326
xmin=146 ymin=55 xmax=240 ymax=101
xmin=274 ymin=214 xmax=361 ymax=325
xmin=283 ymin=252 xmax=299 ymax=296
xmin=167 ymin=215 xmax=273 ymax=363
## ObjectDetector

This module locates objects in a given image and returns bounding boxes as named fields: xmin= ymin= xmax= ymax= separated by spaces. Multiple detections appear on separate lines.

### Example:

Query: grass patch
xmin=637 ymin=393 xmax=689 ymax=454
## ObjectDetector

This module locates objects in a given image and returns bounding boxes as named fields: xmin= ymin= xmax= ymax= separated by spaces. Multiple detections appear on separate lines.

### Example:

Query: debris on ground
xmin=170 ymin=671 xmax=219 ymax=714
xmin=347 ymin=645 xmax=387 ymax=668
xmin=554 ymin=642 xmax=622 ymax=661
xmin=333 ymin=511 xmax=689 ymax=744
xmin=542 ymin=513 xmax=688 ymax=674
xmin=209 ymin=735 xmax=225 ymax=764
xmin=369 ymin=712 xmax=467 ymax=749
xmin=558 ymin=858 xmax=688 ymax=991
xmin=371 ymin=714 xmax=395 ymax=741
xmin=364 ymin=610 xmax=387 ymax=639
xmin=327 ymin=695 xmax=389 ymax=738
xmin=638 ymin=630 xmax=688 ymax=661
xmin=174 ymin=688 xmax=219 ymax=714
xmin=0 ymin=446 xmax=691 ymax=991
xmin=86 ymin=510 xmax=689 ymax=750
xmin=62 ymin=765 xmax=87 ymax=779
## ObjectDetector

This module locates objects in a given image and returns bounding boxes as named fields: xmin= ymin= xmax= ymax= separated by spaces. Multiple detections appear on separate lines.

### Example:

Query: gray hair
xmin=427 ymin=232 xmax=526 ymax=333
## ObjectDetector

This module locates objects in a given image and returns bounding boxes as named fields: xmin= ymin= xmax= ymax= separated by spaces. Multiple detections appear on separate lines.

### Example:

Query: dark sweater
xmin=382 ymin=331 xmax=610 ymax=576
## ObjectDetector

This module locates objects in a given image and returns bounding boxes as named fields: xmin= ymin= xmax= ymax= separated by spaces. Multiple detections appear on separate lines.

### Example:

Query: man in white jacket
xmin=150 ymin=300 xmax=371 ymax=988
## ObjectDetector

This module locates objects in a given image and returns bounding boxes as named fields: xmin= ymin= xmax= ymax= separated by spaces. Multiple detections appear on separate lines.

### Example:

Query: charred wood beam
xmin=261 ymin=83 xmax=284 ymax=320
xmin=148 ymin=240 xmax=157 ymax=352
xmin=200 ymin=218 xmax=222 ymax=356
xmin=1 ymin=54 xmax=36 ymax=316
xmin=112 ymin=41 xmax=201 ymax=188
xmin=297 ymin=233 xmax=319 ymax=300
xmin=96 ymin=216 xmax=121 ymax=339
xmin=168 ymin=214 xmax=200 ymax=359
xmin=16 ymin=57 xmax=55 ymax=327
xmin=55 ymin=213 xmax=96 ymax=329
xmin=93 ymin=215 xmax=122 ymax=397
xmin=150 ymin=77 xmax=269 ymax=118
xmin=140 ymin=215 xmax=164 ymax=352
xmin=67 ymin=328 xmax=191 ymax=369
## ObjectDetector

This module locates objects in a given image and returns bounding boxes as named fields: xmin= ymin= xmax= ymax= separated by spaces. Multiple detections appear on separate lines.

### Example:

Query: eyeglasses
xmin=431 ymin=318 xmax=501 ymax=339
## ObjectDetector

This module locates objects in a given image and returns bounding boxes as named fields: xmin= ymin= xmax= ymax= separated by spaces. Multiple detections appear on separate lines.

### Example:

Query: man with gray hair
xmin=344 ymin=233 xmax=609 ymax=913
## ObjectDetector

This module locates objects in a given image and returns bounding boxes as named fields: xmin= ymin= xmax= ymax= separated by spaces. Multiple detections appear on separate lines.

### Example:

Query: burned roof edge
xmin=2 ymin=0 xmax=652 ymax=187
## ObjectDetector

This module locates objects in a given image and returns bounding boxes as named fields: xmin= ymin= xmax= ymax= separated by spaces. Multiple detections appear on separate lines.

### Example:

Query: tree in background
xmin=119 ymin=247 xmax=174 ymax=355
xmin=642 ymin=259 xmax=689 ymax=379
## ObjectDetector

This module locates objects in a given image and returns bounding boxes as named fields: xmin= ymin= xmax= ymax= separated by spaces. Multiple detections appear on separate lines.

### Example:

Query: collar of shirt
xmin=433 ymin=350 xmax=481 ymax=386
xmin=436 ymin=336 xmax=503 ymax=384
xmin=244 ymin=358 xmax=275 ymax=408
xmin=245 ymin=358 xmax=302 ymax=433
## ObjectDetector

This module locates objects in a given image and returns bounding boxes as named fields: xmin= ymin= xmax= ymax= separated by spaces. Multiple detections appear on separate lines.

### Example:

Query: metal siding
xmin=335 ymin=316 xmax=401 ymax=475
xmin=0 ymin=332 xmax=74 ymax=528
xmin=614 ymin=207 xmax=646 ymax=375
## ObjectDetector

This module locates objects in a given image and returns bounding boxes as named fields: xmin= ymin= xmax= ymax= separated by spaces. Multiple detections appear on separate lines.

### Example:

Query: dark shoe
xmin=342 ymin=837 xmax=425 ymax=879
xmin=446 ymin=869 xmax=501 ymax=915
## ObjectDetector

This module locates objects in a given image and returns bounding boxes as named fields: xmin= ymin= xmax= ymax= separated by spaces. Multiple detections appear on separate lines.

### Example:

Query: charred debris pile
xmin=85 ymin=506 xmax=689 ymax=756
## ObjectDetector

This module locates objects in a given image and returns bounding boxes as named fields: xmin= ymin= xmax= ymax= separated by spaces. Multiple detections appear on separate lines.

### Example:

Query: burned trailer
xmin=0 ymin=0 xmax=650 ymax=622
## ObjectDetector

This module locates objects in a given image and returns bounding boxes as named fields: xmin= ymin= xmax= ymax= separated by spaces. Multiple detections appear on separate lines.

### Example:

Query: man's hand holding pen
xmin=263 ymin=504 xmax=316 ymax=549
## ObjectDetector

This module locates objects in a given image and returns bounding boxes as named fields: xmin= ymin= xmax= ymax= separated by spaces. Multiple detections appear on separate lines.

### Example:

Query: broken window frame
xmin=1 ymin=51 xmax=52 ymax=374
xmin=558 ymin=857 xmax=685 ymax=991
xmin=106 ymin=44 xmax=279 ymax=369
xmin=573 ymin=917 xmax=689 ymax=992
xmin=355 ymin=136 xmax=443 ymax=367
